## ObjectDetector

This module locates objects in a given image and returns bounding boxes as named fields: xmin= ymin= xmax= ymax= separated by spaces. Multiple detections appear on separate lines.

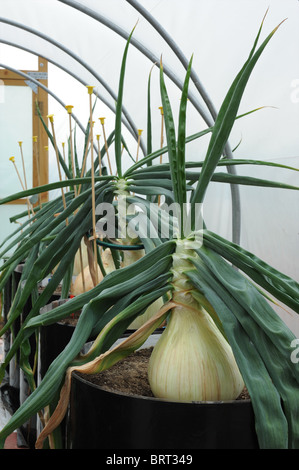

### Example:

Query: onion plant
xmin=0 ymin=16 xmax=299 ymax=450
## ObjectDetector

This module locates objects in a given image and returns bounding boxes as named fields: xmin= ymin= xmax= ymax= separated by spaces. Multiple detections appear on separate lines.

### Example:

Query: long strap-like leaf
xmin=0 ymin=242 xmax=174 ymax=447
xmin=177 ymin=55 xmax=193 ymax=210
xmin=35 ymin=298 xmax=175 ymax=449
xmin=187 ymin=263 xmax=288 ymax=448
xmin=190 ymin=246 xmax=299 ymax=448
xmin=186 ymin=248 xmax=298 ymax=448
xmin=159 ymin=57 xmax=178 ymax=203
xmin=203 ymin=230 xmax=299 ymax=313
xmin=115 ymin=26 xmax=136 ymax=177
xmin=191 ymin=19 xmax=285 ymax=207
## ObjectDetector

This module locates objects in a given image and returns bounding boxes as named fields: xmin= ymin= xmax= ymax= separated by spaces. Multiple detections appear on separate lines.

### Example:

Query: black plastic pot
xmin=1 ymin=263 xmax=33 ymax=447
xmin=38 ymin=303 xmax=162 ymax=379
xmin=67 ymin=373 xmax=258 ymax=449
xmin=1 ymin=270 xmax=13 ymax=383
xmin=36 ymin=300 xmax=78 ymax=449
xmin=19 ymin=274 xmax=61 ymax=447
xmin=66 ymin=329 xmax=259 ymax=450
xmin=8 ymin=264 xmax=24 ymax=390
xmin=39 ymin=299 xmax=77 ymax=380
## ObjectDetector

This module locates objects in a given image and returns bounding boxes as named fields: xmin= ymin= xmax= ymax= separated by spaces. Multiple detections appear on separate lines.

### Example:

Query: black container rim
xmin=71 ymin=369 xmax=252 ymax=408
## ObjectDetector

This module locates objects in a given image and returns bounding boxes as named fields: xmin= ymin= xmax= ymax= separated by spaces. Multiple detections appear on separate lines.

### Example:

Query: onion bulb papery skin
xmin=52 ymin=239 xmax=89 ymax=277
xmin=72 ymin=240 xmax=89 ymax=276
xmin=70 ymin=248 xmax=115 ymax=296
xmin=129 ymin=296 xmax=164 ymax=329
xmin=148 ymin=239 xmax=244 ymax=403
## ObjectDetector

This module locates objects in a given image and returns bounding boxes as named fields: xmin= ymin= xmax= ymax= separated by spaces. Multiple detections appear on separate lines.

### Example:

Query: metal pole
xmin=0 ymin=63 xmax=110 ymax=176
xmin=57 ymin=0 xmax=215 ymax=128
xmin=57 ymin=0 xmax=241 ymax=243
xmin=0 ymin=39 xmax=137 ymax=143
xmin=0 ymin=17 xmax=146 ymax=156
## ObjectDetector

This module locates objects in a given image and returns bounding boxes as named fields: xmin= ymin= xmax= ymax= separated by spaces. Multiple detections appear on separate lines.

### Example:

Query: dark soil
xmin=77 ymin=347 xmax=250 ymax=400
xmin=59 ymin=310 xmax=81 ymax=326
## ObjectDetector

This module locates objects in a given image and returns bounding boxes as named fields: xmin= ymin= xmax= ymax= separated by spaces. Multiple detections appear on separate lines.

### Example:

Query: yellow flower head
xmin=138 ymin=129 xmax=143 ymax=136
xmin=86 ymin=86 xmax=94 ymax=95
xmin=99 ymin=117 xmax=105 ymax=125
xmin=47 ymin=114 xmax=54 ymax=123
xmin=159 ymin=106 xmax=164 ymax=115
xmin=9 ymin=156 xmax=15 ymax=163
xmin=33 ymin=136 xmax=38 ymax=142
xmin=96 ymin=134 xmax=100 ymax=141
xmin=18 ymin=141 xmax=23 ymax=146
xmin=65 ymin=105 xmax=74 ymax=114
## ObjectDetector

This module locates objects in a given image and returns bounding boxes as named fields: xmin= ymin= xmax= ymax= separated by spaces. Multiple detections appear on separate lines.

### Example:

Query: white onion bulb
xmin=148 ymin=239 xmax=244 ymax=402
xmin=148 ymin=301 xmax=244 ymax=402
xmin=70 ymin=248 xmax=114 ymax=295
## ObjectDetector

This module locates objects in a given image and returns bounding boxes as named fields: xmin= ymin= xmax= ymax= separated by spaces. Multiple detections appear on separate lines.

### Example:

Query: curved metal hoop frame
xmin=1 ymin=0 xmax=241 ymax=243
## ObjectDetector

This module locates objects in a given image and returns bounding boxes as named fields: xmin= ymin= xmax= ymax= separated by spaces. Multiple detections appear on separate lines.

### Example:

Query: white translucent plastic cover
xmin=0 ymin=0 xmax=298 ymax=332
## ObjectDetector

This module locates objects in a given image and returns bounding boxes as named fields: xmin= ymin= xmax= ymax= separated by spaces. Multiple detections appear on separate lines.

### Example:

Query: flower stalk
xmin=47 ymin=115 xmax=68 ymax=223
xmin=65 ymin=105 xmax=77 ymax=196
xmin=136 ymin=129 xmax=143 ymax=163
xmin=9 ymin=156 xmax=34 ymax=220
xmin=32 ymin=135 xmax=42 ymax=207
xmin=87 ymin=86 xmax=99 ymax=286
xmin=99 ymin=117 xmax=113 ymax=175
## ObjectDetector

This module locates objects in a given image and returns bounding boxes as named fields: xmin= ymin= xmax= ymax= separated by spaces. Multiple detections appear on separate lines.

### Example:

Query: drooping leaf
xmin=186 ymin=246 xmax=298 ymax=448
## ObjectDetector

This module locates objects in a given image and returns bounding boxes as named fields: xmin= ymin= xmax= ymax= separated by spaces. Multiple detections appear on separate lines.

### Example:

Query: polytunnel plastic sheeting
xmin=1 ymin=1 xmax=298 ymax=151
xmin=0 ymin=0 xmax=298 ymax=334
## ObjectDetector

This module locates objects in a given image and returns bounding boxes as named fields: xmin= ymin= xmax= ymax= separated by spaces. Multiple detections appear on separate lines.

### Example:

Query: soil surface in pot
xmin=59 ymin=310 xmax=81 ymax=326
xmin=77 ymin=347 xmax=250 ymax=400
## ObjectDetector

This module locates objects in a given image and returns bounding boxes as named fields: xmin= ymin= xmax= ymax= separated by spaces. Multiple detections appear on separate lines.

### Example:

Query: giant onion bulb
xmin=72 ymin=239 xmax=89 ymax=276
xmin=148 ymin=239 xmax=244 ymax=402
xmin=129 ymin=296 xmax=164 ymax=329
xmin=71 ymin=248 xmax=114 ymax=296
